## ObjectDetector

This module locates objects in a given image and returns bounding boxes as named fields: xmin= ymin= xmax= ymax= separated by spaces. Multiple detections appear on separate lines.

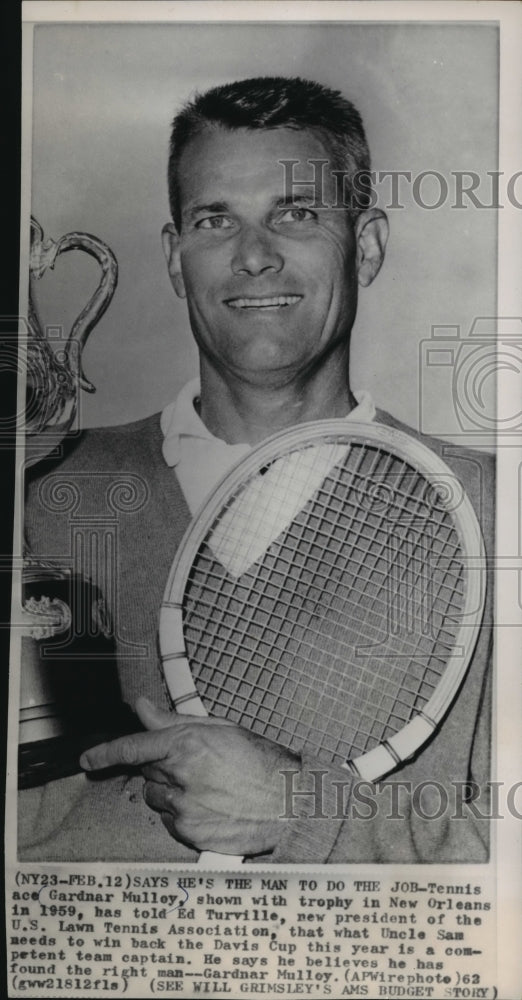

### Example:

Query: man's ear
xmin=161 ymin=223 xmax=186 ymax=299
xmin=354 ymin=209 xmax=389 ymax=288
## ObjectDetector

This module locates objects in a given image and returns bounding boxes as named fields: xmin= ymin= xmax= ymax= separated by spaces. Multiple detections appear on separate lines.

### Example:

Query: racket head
xmin=160 ymin=420 xmax=486 ymax=782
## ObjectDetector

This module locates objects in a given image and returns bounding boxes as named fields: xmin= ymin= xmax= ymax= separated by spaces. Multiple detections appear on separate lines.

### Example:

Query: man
xmin=21 ymin=77 xmax=492 ymax=863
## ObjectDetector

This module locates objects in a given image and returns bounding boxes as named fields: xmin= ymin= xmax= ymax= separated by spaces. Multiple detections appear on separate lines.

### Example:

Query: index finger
xmin=79 ymin=726 xmax=182 ymax=771
xmin=80 ymin=714 xmax=240 ymax=771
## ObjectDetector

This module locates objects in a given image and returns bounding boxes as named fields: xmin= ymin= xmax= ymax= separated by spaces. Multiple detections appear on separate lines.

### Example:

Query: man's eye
xmin=276 ymin=207 xmax=317 ymax=224
xmin=195 ymin=216 xmax=234 ymax=230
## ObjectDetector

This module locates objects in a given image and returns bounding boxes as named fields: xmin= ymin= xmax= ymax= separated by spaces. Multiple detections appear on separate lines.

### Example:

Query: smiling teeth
xmin=228 ymin=295 xmax=301 ymax=308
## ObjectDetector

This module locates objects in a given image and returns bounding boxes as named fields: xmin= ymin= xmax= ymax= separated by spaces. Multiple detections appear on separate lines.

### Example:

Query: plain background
xmin=29 ymin=21 xmax=498 ymax=433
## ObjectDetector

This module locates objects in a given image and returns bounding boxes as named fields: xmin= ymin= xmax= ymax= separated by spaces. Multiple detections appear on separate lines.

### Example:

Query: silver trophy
xmin=19 ymin=217 xmax=120 ymax=785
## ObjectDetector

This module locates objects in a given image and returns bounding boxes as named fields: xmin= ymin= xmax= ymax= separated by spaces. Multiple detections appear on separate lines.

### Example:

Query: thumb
xmin=135 ymin=696 xmax=174 ymax=731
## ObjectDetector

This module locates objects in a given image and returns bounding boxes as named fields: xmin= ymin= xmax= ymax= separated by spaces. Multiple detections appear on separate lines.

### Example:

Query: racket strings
xmin=208 ymin=441 xmax=351 ymax=576
xmin=186 ymin=504 xmax=460 ymax=752
xmin=183 ymin=442 xmax=466 ymax=764
xmin=192 ymin=456 xmax=464 ymax=656
xmin=186 ymin=553 xmax=460 ymax=754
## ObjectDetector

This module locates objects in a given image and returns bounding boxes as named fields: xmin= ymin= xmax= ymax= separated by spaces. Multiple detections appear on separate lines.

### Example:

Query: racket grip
xmin=198 ymin=850 xmax=244 ymax=867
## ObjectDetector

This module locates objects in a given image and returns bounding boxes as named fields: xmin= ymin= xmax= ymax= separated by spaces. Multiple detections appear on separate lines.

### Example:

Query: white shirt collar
xmin=161 ymin=378 xmax=210 ymax=466
xmin=161 ymin=377 xmax=376 ymax=468
xmin=161 ymin=379 xmax=376 ymax=514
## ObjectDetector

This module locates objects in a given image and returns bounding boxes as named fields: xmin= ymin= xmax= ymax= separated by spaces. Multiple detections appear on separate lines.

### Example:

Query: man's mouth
xmin=225 ymin=295 xmax=302 ymax=310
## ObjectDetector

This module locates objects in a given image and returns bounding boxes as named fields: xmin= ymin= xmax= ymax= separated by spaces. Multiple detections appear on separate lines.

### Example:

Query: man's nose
xmin=231 ymin=226 xmax=284 ymax=276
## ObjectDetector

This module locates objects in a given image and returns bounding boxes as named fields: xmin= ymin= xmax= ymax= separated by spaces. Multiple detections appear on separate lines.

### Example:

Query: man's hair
xmin=167 ymin=75 xmax=371 ymax=229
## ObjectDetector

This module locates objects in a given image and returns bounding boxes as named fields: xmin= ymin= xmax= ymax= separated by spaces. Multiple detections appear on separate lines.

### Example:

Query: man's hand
xmin=80 ymin=698 xmax=300 ymax=855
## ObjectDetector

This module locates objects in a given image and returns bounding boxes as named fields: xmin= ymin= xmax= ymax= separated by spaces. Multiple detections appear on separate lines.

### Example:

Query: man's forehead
xmin=177 ymin=125 xmax=334 ymax=202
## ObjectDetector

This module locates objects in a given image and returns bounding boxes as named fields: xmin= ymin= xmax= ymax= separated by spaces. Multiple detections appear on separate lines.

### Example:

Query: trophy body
xmin=19 ymin=217 xmax=128 ymax=787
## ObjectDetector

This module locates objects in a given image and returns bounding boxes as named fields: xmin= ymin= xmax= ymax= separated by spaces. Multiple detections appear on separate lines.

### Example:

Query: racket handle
xmin=198 ymin=850 xmax=244 ymax=867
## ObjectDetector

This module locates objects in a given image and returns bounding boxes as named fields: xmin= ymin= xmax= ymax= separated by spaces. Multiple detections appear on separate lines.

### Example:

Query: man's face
xmin=164 ymin=126 xmax=385 ymax=386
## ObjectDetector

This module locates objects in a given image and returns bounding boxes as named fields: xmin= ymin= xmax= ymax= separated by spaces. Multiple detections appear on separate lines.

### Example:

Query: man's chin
xmin=224 ymin=349 xmax=311 ymax=384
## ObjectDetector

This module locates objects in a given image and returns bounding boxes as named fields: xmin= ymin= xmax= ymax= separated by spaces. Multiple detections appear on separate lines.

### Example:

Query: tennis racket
xmin=159 ymin=421 xmax=486 ymax=865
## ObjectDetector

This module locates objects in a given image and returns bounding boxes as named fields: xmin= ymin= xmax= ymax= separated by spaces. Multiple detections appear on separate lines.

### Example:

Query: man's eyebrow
xmin=276 ymin=193 xmax=317 ymax=207
xmin=183 ymin=193 xmax=318 ymax=222
xmin=185 ymin=201 xmax=230 ymax=220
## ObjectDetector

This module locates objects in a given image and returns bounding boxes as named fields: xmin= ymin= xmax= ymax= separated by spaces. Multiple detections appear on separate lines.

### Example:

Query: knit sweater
xmin=19 ymin=410 xmax=493 ymax=863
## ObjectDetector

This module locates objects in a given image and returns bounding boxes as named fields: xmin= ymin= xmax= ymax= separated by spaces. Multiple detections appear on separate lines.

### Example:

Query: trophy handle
xmin=30 ymin=217 xmax=118 ymax=392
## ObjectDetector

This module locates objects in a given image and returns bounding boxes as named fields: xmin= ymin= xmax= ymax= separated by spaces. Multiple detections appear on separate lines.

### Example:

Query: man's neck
xmin=198 ymin=360 xmax=357 ymax=446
